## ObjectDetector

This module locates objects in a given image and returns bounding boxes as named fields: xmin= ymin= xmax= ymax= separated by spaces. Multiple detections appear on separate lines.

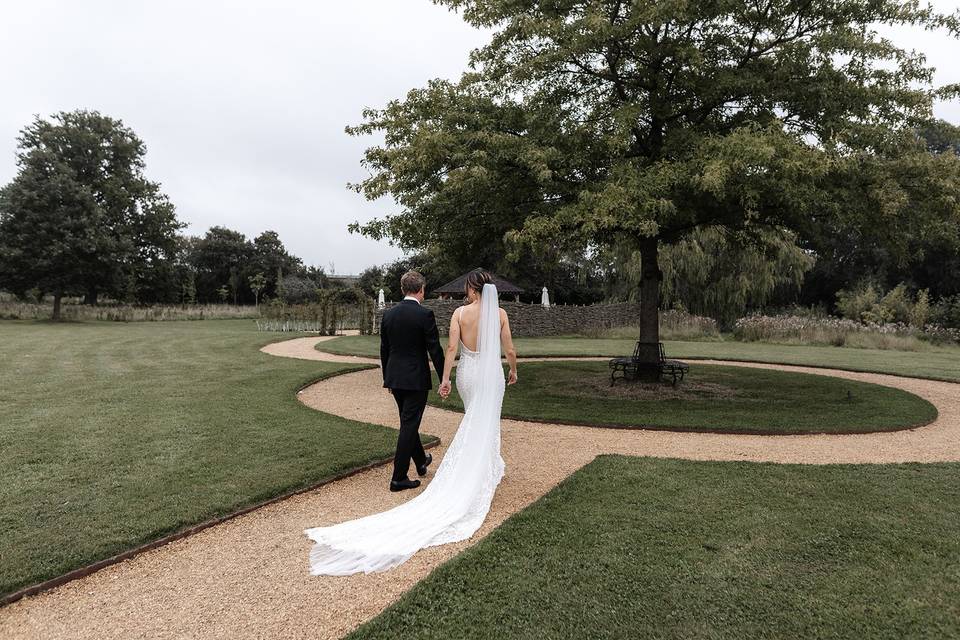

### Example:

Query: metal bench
xmin=609 ymin=341 xmax=689 ymax=386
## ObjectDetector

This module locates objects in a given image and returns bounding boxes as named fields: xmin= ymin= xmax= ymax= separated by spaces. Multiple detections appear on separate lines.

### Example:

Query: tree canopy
xmin=0 ymin=110 xmax=182 ymax=316
xmin=181 ymin=227 xmax=312 ymax=304
xmin=800 ymin=118 xmax=960 ymax=304
xmin=347 ymin=0 xmax=960 ymax=368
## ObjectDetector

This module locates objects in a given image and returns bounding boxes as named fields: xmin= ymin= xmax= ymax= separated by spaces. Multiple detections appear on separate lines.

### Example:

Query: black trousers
xmin=391 ymin=388 xmax=429 ymax=482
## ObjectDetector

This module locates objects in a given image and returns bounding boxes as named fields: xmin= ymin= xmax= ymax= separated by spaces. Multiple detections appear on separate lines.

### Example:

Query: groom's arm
xmin=424 ymin=310 xmax=445 ymax=383
xmin=380 ymin=315 xmax=390 ymax=388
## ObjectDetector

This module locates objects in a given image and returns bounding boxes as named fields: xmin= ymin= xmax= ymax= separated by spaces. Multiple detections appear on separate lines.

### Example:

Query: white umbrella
xmin=377 ymin=288 xmax=386 ymax=309
xmin=541 ymin=286 xmax=550 ymax=308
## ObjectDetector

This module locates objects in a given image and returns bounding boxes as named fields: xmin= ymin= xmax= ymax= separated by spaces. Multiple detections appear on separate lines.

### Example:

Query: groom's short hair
xmin=400 ymin=270 xmax=426 ymax=295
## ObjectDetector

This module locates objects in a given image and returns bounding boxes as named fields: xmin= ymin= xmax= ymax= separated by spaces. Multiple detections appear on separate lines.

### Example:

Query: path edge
xmin=454 ymin=408 xmax=939 ymax=437
xmin=1 ymin=441 xmax=439 ymax=608
xmin=313 ymin=339 xmax=960 ymax=385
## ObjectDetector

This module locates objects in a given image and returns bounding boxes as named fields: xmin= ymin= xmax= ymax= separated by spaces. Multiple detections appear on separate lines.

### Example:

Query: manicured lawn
xmin=429 ymin=361 xmax=936 ymax=433
xmin=319 ymin=335 xmax=960 ymax=382
xmin=0 ymin=320 xmax=428 ymax=599
xmin=348 ymin=456 xmax=960 ymax=640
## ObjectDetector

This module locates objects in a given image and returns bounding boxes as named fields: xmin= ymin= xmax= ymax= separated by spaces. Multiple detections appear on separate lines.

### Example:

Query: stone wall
xmin=374 ymin=299 xmax=640 ymax=337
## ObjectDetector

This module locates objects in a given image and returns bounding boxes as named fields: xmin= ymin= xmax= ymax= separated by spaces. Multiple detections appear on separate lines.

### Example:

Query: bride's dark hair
xmin=464 ymin=269 xmax=493 ymax=296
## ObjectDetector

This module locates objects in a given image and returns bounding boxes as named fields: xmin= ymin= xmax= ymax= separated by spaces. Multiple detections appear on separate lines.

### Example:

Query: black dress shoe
xmin=389 ymin=478 xmax=421 ymax=492
xmin=416 ymin=453 xmax=433 ymax=477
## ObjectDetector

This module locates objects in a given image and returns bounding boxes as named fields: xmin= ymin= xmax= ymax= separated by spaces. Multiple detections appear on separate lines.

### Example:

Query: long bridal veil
xmin=305 ymin=283 xmax=506 ymax=575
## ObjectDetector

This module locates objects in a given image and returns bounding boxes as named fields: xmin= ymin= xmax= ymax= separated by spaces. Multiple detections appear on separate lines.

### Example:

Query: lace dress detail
xmin=450 ymin=342 xmax=506 ymax=518
xmin=304 ymin=285 xmax=506 ymax=575
xmin=455 ymin=342 xmax=480 ymax=405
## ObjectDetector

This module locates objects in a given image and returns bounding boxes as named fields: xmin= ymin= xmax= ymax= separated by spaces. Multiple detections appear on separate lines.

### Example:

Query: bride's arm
xmin=440 ymin=308 xmax=460 ymax=395
xmin=500 ymin=308 xmax=518 ymax=385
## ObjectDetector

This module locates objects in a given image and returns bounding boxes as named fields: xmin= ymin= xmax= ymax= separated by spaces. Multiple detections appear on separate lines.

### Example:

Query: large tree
xmin=349 ymin=0 xmax=960 ymax=377
xmin=0 ymin=110 xmax=182 ymax=315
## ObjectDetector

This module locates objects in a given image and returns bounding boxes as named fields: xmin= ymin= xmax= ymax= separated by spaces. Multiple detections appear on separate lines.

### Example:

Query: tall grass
xmin=594 ymin=309 xmax=721 ymax=341
xmin=0 ymin=301 xmax=259 ymax=322
xmin=588 ymin=309 xmax=960 ymax=352
xmin=733 ymin=314 xmax=960 ymax=350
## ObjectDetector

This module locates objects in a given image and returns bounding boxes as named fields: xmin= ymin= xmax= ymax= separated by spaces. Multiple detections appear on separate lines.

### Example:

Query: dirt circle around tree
xmin=430 ymin=360 xmax=939 ymax=435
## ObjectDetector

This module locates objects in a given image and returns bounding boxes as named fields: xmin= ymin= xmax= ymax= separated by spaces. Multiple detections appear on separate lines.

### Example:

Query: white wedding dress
xmin=305 ymin=283 xmax=506 ymax=575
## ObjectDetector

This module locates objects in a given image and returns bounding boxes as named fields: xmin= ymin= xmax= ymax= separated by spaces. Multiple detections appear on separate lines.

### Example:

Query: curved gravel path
xmin=3 ymin=336 xmax=958 ymax=640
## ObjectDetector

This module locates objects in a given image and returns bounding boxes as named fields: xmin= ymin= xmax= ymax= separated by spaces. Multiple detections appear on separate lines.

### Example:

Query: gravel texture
xmin=3 ymin=336 xmax=958 ymax=639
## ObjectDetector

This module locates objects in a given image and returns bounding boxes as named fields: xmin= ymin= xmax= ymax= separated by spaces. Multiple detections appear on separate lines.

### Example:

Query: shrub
xmin=836 ymin=282 xmax=880 ymax=322
xmin=837 ymin=281 xmax=933 ymax=326
xmin=931 ymin=294 xmax=960 ymax=329
xmin=911 ymin=289 xmax=931 ymax=328
xmin=877 ymin=283 xmax=913 ymax=324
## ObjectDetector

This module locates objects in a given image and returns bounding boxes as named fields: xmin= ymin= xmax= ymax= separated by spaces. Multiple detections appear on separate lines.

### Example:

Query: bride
xmin=305 ymin=270 xmax=518 ymax=575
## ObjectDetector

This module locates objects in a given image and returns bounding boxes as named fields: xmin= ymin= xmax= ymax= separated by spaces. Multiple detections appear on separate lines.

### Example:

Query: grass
xmin=348 ymin=455 xmax=960 ymax=640
xmin=0 ymin=319 xmax=432 ymax=599
xmin=429 ymin=361 xmax=937 ymax=434
xmin=318 ymin=335 xmax=960 ymax=382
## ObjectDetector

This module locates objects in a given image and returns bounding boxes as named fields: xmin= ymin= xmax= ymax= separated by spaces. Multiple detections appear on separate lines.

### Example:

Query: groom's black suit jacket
xmin=380 ymin=299 xmax=445 ymax=391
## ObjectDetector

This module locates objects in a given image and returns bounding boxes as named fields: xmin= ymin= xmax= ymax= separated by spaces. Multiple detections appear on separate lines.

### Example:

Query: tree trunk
xmin=636 ymin=236 xmax=661 ymax=381
xmin=84 ymin=286 xmax=98 ymax=306
xmin=52 ymin=288 xmax=63 ymax=321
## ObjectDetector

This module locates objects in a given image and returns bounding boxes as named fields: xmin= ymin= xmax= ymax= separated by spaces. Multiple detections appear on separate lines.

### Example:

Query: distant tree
xmin=280 ymin=275 xmax=319 ymax=304
xmin=919 ymin=119 xmax=960 ymax=155
xmin=182 ymin=270 xmax=197 ymax=304
xmin=0 ymin=110 xmax=182 ymax=318
xmin=123 ymin=272 xmax=138 ymax=305
xmin=186 ymin=227 xmax=253 ymax=303
xmin=357 ymin=265 xmax=385 ymax=297
xmin=248 ymin=272 xmax=267 ymax=308
xmin=217 ymin=285 xmax=229 ymax=304
xmin=275 ymin=266 xmax=285 ymax=304
xmin=251 ymin=230 xmax=302 ymax=298
xmin=228 ymin=267 xmax=241 ymax=306
xmin=799 ymin=130 xmax=960 ymax=307
xmin=176 ymin=228 xmax=310 ymax=304
xmin=348 ymin=0 xmax=960 ymax=377
xmin=303 ymin=265 xmax=330 ymax=290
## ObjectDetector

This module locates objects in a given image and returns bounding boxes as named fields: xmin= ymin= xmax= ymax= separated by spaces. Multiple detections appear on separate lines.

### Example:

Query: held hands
xmin=507 ymin=369 xmax=518 ymax=385
xmin=438 ymin=379 xmax=452 ymax=399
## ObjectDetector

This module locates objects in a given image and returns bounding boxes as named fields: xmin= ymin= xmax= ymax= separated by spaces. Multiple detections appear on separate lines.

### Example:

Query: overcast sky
xmin=1 ymin=1 xmax=958 ymax=274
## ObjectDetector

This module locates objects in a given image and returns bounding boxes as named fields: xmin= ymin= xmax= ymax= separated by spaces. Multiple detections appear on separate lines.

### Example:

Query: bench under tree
xmin=609 ymin=342 xmax=690 ymax=386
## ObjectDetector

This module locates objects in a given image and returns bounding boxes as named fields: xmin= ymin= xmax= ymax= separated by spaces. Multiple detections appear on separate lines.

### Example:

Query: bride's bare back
xmin=453 ymin=301 xmax=483 ymax=351
xmin=450 ymin=301 xmax=514 ymax=352
xmin=440 ymin=287 xmax=518 ymax=391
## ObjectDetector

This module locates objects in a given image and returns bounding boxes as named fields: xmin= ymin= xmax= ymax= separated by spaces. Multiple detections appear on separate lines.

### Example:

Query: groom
xmin=380 ymin=270 xmax=445 ymax=492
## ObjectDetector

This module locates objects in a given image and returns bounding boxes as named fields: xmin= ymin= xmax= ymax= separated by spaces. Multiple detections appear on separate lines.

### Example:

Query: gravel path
xmin=3 ymin=336 xmax=958 ymax=639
